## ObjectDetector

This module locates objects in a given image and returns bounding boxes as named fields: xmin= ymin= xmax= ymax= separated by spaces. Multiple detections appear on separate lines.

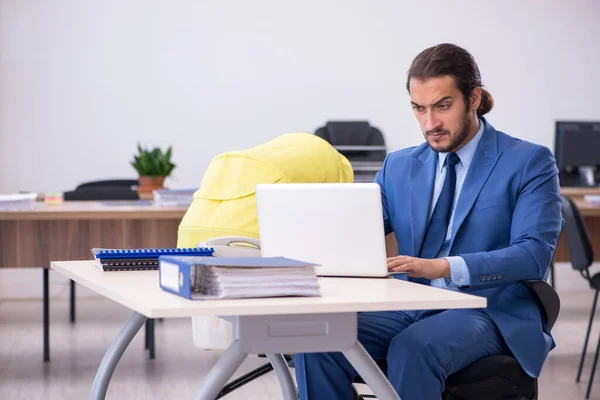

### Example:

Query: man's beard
xmin=427 ymin=111 xmax=472 ymax=153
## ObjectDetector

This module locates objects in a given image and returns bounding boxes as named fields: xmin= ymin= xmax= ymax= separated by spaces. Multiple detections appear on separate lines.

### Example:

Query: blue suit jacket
xmin=374 ymin=117 xmax=563 ymax=377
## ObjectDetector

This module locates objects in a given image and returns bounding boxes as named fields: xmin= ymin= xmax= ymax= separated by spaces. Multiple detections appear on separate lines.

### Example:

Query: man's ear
xmin=470 ymin=87 xmax=482 ymax=111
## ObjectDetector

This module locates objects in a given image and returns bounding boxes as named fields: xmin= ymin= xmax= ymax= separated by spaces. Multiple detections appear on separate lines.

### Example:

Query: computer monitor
xmin=555 ymin=121 xmax=600 ymax=187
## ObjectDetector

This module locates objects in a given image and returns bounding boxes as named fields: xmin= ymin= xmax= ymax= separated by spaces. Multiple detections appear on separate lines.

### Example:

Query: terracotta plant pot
xmin=137 ymin=176 xmax=165 ymax=199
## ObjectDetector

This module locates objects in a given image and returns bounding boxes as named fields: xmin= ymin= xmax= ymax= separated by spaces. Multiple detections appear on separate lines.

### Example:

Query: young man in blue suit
xmin=295 ymin=43 xmax=563 ymax=399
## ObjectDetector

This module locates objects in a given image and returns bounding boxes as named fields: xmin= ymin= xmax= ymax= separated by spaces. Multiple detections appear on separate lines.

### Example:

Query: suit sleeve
xmin=458 ymin=146 xmax=563 ymax=291
xmin=374 ymin=154 xmax=393 ymax=236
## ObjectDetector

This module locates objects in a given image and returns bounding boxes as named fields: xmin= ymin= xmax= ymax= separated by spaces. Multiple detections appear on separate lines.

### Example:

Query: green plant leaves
xmin=131 ymin=143 xmax=176 ymax=177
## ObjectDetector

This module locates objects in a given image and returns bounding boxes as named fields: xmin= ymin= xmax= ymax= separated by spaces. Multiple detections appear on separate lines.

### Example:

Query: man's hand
xmin=387 ymin=256 xmax=450 ymax=280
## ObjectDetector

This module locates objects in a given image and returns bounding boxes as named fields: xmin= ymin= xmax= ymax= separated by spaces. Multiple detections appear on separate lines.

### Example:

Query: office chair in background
xmin=57 ymin=179 xmax=156 ymax=359
xmin=63 ymin=179 xmax=139 ymax=320
xmin=315 ymin=121 xmax=387 ymax=183
xmin=561 ymin=195 xmax=600 ymax=399
xmin=62 ymin=179 xmax=139 ymax=201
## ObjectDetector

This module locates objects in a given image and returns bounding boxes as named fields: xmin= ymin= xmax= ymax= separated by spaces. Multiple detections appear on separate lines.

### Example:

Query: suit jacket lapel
xmin=449 ymin=122 xmax=502 ymax=247
xmin=409 ymin=146 xmax=437 ymax=257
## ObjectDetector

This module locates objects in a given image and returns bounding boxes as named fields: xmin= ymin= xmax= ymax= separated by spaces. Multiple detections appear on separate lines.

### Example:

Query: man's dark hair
xmin=406 ymin=43 xmax=494 ymax=115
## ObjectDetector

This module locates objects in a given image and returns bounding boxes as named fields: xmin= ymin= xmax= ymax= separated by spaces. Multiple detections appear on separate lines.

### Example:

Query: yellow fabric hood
xmin=177 ymin=133 xmax=354 ymax=247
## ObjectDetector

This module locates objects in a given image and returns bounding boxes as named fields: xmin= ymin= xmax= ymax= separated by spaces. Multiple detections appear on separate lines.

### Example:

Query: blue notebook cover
xmin=92 ymin=247 xmax=214 ymax=260
xmin=158 ymin=256 xmax=319 ymax=300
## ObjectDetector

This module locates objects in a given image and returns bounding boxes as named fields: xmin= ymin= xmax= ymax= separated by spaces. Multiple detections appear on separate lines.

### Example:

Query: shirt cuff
xmin=444 ymin=256 xmax=470 ymax=287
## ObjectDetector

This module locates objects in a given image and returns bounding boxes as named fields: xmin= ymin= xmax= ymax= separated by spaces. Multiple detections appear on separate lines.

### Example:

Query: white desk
xmin=51 ymin=260 xmax=487 ymax=400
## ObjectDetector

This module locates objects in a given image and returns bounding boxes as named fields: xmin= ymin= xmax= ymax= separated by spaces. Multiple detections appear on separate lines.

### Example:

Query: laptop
xmin=255 ymin=183 xmax=403 ymax=278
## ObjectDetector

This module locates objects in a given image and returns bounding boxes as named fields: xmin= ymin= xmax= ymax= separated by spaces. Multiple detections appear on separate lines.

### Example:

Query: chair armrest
xmin=520 ymin=280 xmax=560 ymax=330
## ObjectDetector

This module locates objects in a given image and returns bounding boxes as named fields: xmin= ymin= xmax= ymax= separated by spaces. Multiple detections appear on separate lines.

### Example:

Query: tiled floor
xmin=1 ymin=263 xmax=600 ymax=399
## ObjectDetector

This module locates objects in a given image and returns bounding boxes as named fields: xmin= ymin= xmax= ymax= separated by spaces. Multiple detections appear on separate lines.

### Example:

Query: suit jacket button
xmin=480 ymin=275 xmax=486 ymax=282
xmin=497 ymin=273 xmax=502 ymax=279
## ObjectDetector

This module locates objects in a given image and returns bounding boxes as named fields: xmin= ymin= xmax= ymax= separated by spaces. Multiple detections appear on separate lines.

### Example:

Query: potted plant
xmin=131 ymin=143 xmax=176 ymax=198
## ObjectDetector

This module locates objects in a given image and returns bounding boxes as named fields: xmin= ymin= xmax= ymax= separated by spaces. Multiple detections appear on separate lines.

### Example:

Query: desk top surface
xmin=561 ymin=187 xmax=600 ymax=216
xmin=51 ymin=260 xmax=487 ymax=318
xmin=560 ymin=187 xmax=600 ymax=196
xmin=572 ymin=199 xmax=600 ymax=216
xmin=0 ymin=188 xmax=598 ymax=221
xmin=0 ymin=201 xmax=188 ymax=220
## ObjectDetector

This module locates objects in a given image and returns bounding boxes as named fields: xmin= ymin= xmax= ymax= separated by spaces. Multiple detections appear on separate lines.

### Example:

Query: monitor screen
xmin=555 ymin=121 xmax=600 ymax=170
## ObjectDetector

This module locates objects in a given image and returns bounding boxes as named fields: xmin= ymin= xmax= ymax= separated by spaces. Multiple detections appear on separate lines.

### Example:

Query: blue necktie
xmin=410 ymin=153 xmax=459 ymax=286
xmin=420 ymin=152 xmax=460 ymax=259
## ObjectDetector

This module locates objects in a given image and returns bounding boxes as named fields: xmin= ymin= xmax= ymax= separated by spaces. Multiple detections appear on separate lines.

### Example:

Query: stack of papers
xmin=585 ymin=195 xmax=600 ymax=205
xmin=0 ymin=193 xmax=37 ymax=210
xmin=153 ymin=189 xmax=196 ymax=207
xmin=159 ymin=256 xmax=321 ymax=300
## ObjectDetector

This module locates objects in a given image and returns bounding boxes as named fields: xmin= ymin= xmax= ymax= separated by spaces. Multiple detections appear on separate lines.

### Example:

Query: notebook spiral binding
xmin=92 ymin=247 xmax=215 ymax=271
xmin=93 ymin=247 xmax=214 ymax=259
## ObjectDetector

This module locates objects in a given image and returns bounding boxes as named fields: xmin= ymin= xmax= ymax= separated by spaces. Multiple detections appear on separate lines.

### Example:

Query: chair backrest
xmin=521 ymin=280 xmax=560 ymax=330
xmin=561 ymin=195 xmax=594 ymax=271
xmin=76 ymin=179 xmax=138 ymax=190
xmin=315 ymin=121 xmax=386 ymax=162
xmin=64 ymin=179 xmax=139 ymax=201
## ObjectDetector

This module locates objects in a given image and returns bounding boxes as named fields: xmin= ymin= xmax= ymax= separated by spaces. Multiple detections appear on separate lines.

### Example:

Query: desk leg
xmin=266 ymin=354 xmax=297 ymax=400
xmin=194 ymin=340 xmax=248 ymax=400
xmin=90 ymin=311 xmax=147 ymax=400
xmin=70 ymin=280 xmax=76 ymax=323
xmin=343 ymin=341 xmax=400 ymax=400
xmin=43 ymin=268 xmax=50 ymax=362
xmin=147 ymin=319 xmax=155 ymax=360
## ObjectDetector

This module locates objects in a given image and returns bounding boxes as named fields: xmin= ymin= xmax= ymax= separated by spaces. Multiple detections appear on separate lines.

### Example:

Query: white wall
xmin=1 ymin=0 xmax=599 ymax=193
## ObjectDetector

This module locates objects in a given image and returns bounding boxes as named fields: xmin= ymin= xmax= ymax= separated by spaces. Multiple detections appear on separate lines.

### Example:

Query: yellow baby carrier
xmin=177 ymin=132 xmax=354 ymax=248
xmin=177 ymin=132 xmax=353 ymax=350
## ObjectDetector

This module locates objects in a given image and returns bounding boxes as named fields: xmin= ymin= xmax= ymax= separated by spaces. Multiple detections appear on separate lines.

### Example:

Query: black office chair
xmin=63 ymin=179 xmax=140 ymax=323
xmin=561 ymin=195 xmax=600 ymax=398
xmin=315 ymin=121 xmax=387 ymax=183
xmin=60 ymin=179 xmax=157 ymax=359
xmin=63 ymin=179 xmax=139 ymax=201
xmin=315 ymin=121 xmax=386 ymax=158
xmin=353 ymin=280 xmax=560 ymax=400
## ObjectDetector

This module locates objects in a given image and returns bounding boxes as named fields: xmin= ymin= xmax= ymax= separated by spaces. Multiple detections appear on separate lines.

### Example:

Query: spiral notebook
xmin=92 ymin=247 xmax=214 ymax=271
